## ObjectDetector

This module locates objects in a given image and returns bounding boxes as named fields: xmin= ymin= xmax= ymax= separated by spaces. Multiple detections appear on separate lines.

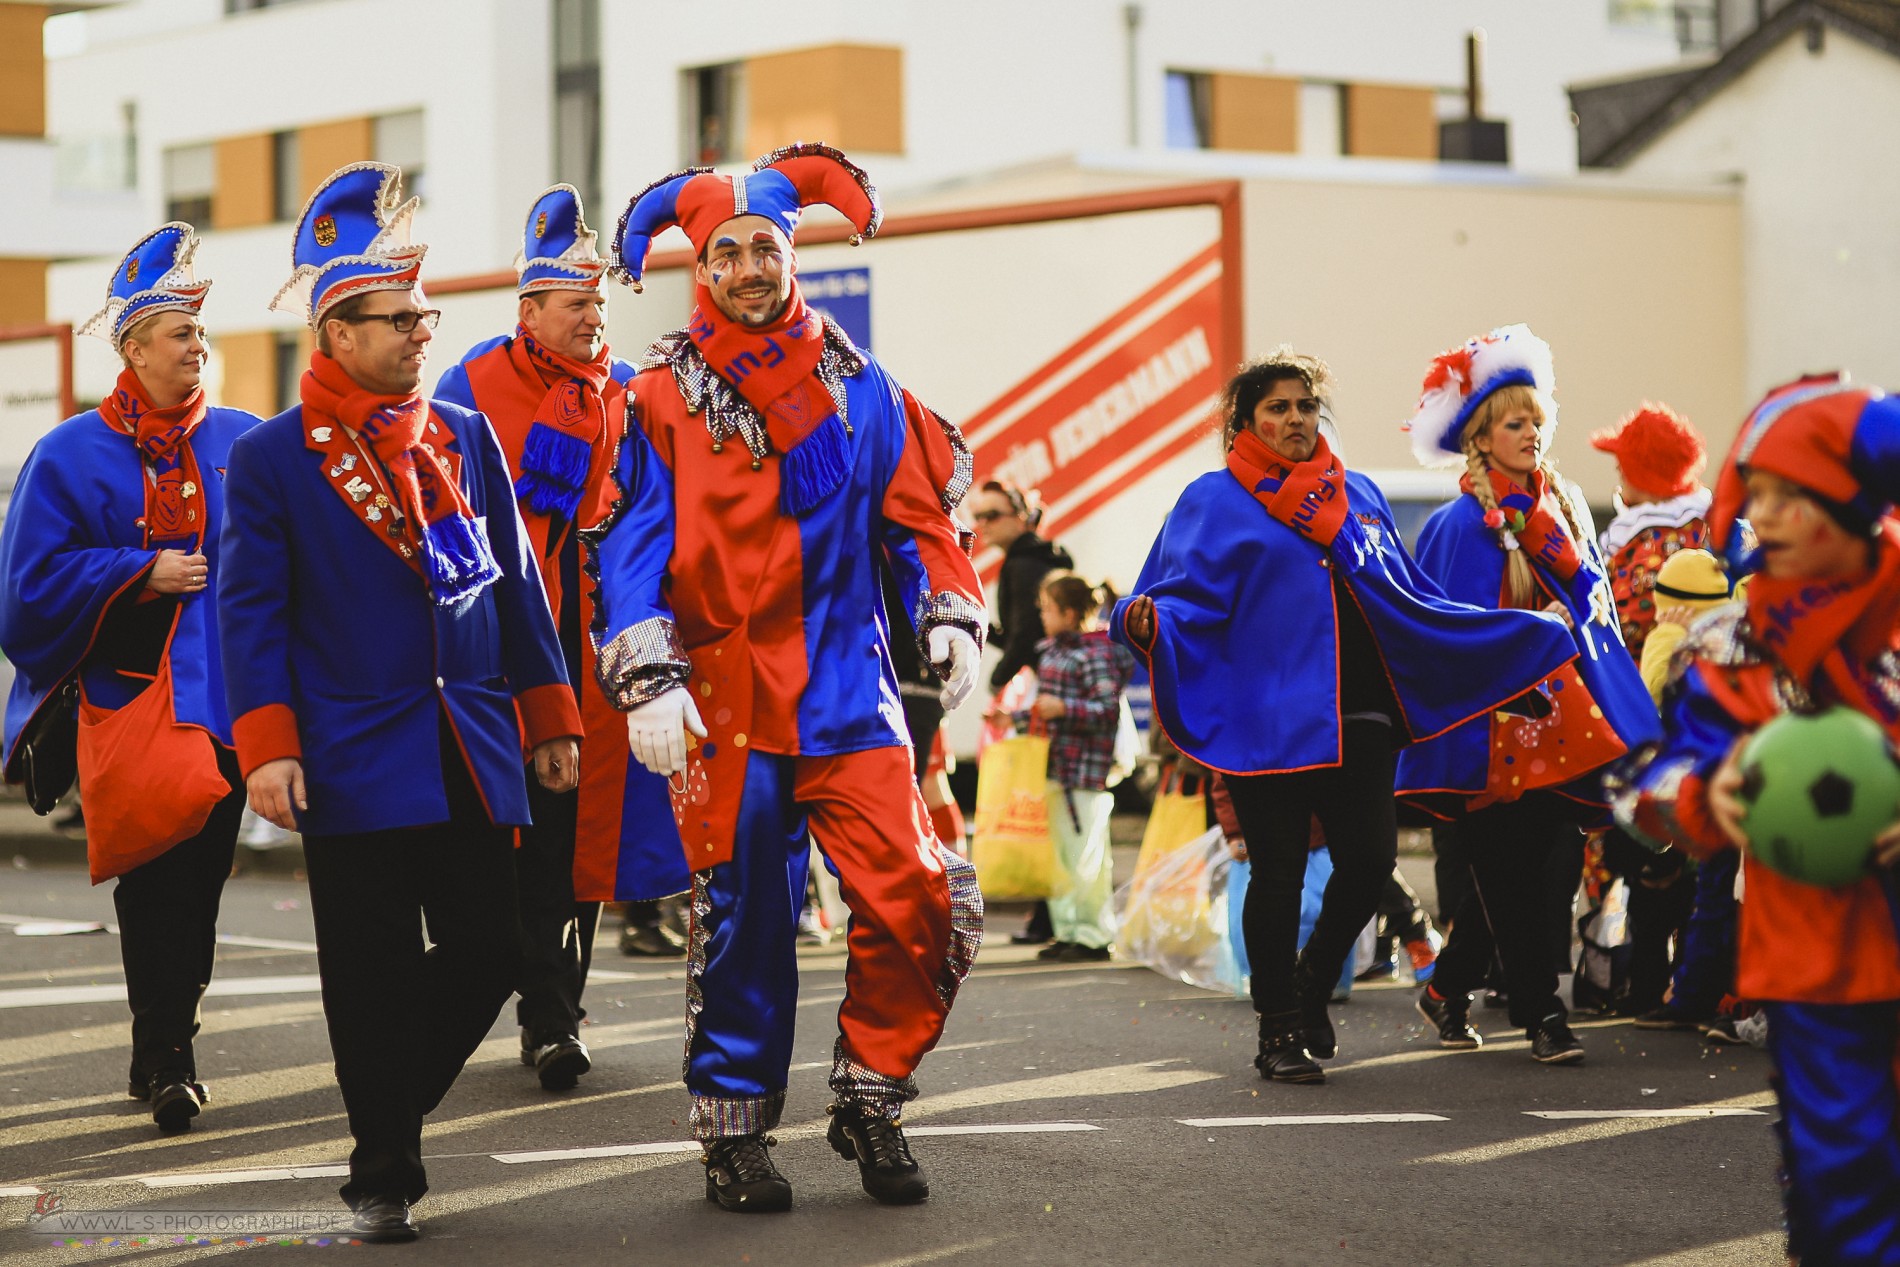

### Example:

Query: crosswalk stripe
xmin=1179 ymin=1114 xmax=1448 ymax=1127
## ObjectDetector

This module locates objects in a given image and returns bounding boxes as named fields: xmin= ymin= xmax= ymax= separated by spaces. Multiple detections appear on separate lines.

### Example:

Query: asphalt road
xmin=0 ymin=852 xmax=1785 ymax=1266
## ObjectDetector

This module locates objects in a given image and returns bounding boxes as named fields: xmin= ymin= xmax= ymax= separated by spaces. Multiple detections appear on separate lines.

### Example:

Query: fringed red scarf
xmin=97 ymin=368 xmax=207 ymax=547
xmin=300 ymin=352 xmax=500 ymax=606
xmin=1461 ymin=465 xmax=1585 ymax=585
xmin=687 ymin=281 xmax=849 ymax=516
xmin=1746 ymin=520 xmax=1900 ymax=730
xmin=1226 ymin=428 xmax=1349 ymax=548
xmin=509 ymin=328 xmax=613 ymax=523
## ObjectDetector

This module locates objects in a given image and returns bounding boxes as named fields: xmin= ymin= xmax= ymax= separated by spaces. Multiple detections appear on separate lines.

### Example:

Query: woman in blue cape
xmin=1397 ymin=325 xmax=1660 ymax=1065
xmin=1111 ymin=349 xmax=1573 ymax=1083
xmin=0 ymin=225 xmax=258 ymax=1132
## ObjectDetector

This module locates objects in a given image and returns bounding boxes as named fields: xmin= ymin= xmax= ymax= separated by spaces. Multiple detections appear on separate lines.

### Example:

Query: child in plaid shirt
xmin=1023 ymin=572 xmax=1136 ymax=961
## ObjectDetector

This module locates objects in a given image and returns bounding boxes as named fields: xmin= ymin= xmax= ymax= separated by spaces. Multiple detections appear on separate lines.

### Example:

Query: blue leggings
xmin=1764 ymin=999 xmax=1900 ymax=1266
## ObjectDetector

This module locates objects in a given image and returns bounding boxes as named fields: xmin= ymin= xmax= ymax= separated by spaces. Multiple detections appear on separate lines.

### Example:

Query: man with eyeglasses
xmin=218 ymin=164 xmax=581 ymax=1243
xmin=434 ymin=185 xmax=690 ymax=1096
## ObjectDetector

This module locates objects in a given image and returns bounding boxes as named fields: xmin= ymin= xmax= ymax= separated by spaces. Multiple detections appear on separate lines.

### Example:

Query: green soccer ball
xmin=1738 ymin=707 xmax=1900 ymax=888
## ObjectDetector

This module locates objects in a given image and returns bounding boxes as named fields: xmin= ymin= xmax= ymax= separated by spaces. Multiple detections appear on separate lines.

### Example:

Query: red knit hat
xmin=1589 ymin=402 xmax=1707 ymax=499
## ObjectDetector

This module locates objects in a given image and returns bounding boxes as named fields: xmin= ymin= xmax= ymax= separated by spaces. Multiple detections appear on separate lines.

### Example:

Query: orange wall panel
xmin=0 ymin=257 xmax=48 ymax=325
xmin=213 ymin=133 xmax=274 ymax=230
xmin=215 ymin=330 xmax=277 ymax=417
xmin=1208 ymin=73 xmax=1298 ymax=154
xmin=747 ymin=44 xmax=903 ymax=156
xmin=1344 ymin=83 xmax=1438 ymax=160
xmin=0 ymin=4 xmax=45 ymax=138
xmin=298 ymin=117 xmax=374 ymax=204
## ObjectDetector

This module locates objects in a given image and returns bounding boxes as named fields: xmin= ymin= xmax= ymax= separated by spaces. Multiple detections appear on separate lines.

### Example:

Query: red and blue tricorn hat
xmin=1708 ymin=372 xmax=1900 ymax=548
xmin=76 ymin=223 xmax=212 ymax=351
xmin=271 ymin=162 xmax=426 ymax=329
xmin=608 ymin=142 xmax=881 ymax=291
xmin=516 ymin=184 xmax=608 ymax=296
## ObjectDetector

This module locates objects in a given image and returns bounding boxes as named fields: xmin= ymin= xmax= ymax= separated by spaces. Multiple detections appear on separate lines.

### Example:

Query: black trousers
xmin=513 ymin=774 xmax=600 ymax=1041
xmin=114 ymin=746 xmax=244 ymax=1087
xmin=1432 ymin=794 xmax=1579 ymax=1030
xmin=1226 ymin=721 xmax=1398 ymax=1018
xmin=302 ymin=744 xmax=520 ymax=1205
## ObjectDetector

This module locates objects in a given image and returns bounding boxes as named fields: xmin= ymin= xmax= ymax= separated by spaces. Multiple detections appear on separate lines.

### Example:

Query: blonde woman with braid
xmin=1396 ymin=325 xmax=1660 ymax=1066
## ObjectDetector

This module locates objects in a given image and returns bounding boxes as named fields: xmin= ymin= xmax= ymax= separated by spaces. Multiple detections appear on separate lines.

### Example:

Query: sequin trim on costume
xmin=914 ymin=591 xmax=988 ymax=676
xmin=936 ymin=842 xmax=984 ymax=1010
xmin=928 ymin=406 xmax=975 ymax=514
xmin=593 ymin=615 xmax=691 ymax=709
xmin=691 ymin=1090 xmax=787 ymax=1141
xmin=828 ymin=1037 xmax=916 ymax=1124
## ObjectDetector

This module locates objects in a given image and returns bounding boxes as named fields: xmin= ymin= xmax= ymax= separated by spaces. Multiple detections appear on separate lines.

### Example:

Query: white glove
xmin=625 ymin=685 xmax=708 ymax=777
xmin=929 ymin=626 xmax=980 ymax=711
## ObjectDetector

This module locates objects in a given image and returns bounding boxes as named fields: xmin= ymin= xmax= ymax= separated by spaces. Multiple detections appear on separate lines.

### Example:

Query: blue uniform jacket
xmin=217 ymin=399 xmax=575 ymax=836
xmin=2 ymin=406 xmax=257 ymax=777
xmin=1397 ymin=492 xmax=1661 ymax=801
xmin=1109 ymin=468 xmax=1576 ymax=775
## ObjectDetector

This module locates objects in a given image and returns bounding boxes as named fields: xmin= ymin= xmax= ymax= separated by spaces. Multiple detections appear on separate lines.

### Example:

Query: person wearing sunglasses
xmin=218 ymin=163 xmax=581 ymax=1243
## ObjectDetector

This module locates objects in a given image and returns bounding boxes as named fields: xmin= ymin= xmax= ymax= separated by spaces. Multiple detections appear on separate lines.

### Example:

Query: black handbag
xmin=17 ymin=677 xmax=80 ymax=815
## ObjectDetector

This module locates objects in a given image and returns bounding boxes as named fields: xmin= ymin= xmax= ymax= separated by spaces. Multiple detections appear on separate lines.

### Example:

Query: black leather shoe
xmin=1416 ymin=987 xmax=1483 ymax=1049
xmin=1530 ymin=1014 xmax=1585 ymax=1065
xmin=828 ymin=1101 xmax=929 ymax=1204
xmin=1057 ymin=943 xmax=1113 ymax=963
xmin=703 ymin=1133 xmax=793 ymax=1212
xmin=1293 ymin=958 xmax=1336 ymax=1059
xmin=127 ymin=1078 xmax=150 ymax=1101
xmin=619 ymin=920 xmax=687 ymax=957
xmin=526 ymin=1034 xmax=591 ymax=1091
xmin=150 ymin=1079 xmax=205 ymax=1133
xmin=348 ymin=1194 xmax=418 ymax=1243
xmin=1034 ymin=941 xmax=1073 ymax=960
xmin=1253 ymin=1013 xmax=1325 ymax=1083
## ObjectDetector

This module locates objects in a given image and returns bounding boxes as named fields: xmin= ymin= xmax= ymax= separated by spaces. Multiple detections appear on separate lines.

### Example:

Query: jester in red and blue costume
xmin=1 ymin=223 xmax=257 ymax=1133
xmin=589 ymin=145 xmax=985 ymax=1212
xmin=1608 ymin=375 xmax=1900 ymax=1266
xmin=218 ymin=163 xmax=580 ymax=1240
xmin=434 ymin=185 xmax=686 ymax=1093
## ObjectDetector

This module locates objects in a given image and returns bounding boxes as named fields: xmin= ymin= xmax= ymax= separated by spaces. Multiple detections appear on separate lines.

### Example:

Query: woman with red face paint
xmin=1397 ymin=325 xmax=1659 ymax=1066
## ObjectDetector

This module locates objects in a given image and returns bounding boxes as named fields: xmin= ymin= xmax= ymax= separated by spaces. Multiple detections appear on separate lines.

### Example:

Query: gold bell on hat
xmin=750 ymin=457 xmax=763 ymax=472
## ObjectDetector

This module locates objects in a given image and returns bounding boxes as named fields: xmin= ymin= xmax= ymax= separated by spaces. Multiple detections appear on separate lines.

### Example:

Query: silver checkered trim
xmin=593 ymin=616 xmax=691 ymax=710
xmin=828 ymin=1038 xmax=916 ymax=1124
xmin=914 ymin=590 xmax=987 ymax=677
xmin=936 ymin=842 xmax=984 ymax=1010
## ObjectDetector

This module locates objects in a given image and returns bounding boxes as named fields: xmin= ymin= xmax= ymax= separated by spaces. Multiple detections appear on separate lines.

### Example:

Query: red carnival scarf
xmin=1746 ymin=521 xmax=1900 ymax=719
xmin=1461 ymin=466 xmax=1585 ymax=585
xmin=509 ymin=327 xmax=613 ymax=522
xmin=1226 ymin=428 xmax=1349 ymax=548
xmin=300 ymin=352 xmax=499 ymax=604
xmin=97 ymin=368 xmax=208 ymax=546
xmin=687 ymin=281 xmax=850 ymax=515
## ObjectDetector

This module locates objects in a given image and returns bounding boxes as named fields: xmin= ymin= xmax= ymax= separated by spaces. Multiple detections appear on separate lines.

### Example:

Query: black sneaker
xmin=150 ymin=1077 xmax=206 ymax=1133
xmin=524 ymin=1033 xmax=591 ymax=1091
xmin=619 ymin=921 xmax=686 ymax=957
xmin=827 ymin=1101 xmax=930 ymax=1205
xmin=703 ymin=1133 xmax=793 ymax=1212
xmin=1294 ymin=958 xmax=1336 ymax=1059
xmin=1633 ymin=1006 xmax=1705 ymax=1031
xmin=1416 ymin=988 xmax=1482 ymax=1050
xmin=1253 ymin=1020 xmax=1325 ymax=1084
xmin=1529 ymin=1015 xmax=1585 ymax=1064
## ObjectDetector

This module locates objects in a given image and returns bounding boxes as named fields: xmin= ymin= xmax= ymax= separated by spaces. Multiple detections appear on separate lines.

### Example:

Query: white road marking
xmin=215 ymin=934 xmax=318 ymax=953
xmin=136 ymin=1165 xmax=349 ymax=1189
xmin=1179 ymin=1114 xmax=1447 ymax=1127
xmin=905 ymin=1122 xmax=1100 ymax=1136
xmin=0 ymin=975 xmax=327 ymax=1010
xmin=1525 ymin=1109 xmax=1766 ymax=1120
xmin=492 ymin=1141 xmax=702 ymax=1164
xmin=0 ymin=1184 xmax=43 ymax=1196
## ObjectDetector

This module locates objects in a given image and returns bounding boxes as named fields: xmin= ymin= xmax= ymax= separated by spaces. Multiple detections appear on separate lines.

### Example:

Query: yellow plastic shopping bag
xmin=970 ymin=734 xmax=1062 ymax=901
xmin=1119 ymin=768 xmax=1220 ymax=963
xmin=1135 ymin=766 xmax=1208 ymax=865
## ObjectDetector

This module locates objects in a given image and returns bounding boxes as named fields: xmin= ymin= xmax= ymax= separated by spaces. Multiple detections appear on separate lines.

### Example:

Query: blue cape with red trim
xmin=1 ymin=407 xmax=255 ymax=780
xmin=1396 ymin=493 xmax=1661 ymax=805
xmin=1108 ymin=468 xmax=1575 ymax=776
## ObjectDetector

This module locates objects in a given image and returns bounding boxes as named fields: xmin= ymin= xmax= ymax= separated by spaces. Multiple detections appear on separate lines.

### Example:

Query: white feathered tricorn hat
xmin=1402 ymin=324 xmax=1558 ymax=468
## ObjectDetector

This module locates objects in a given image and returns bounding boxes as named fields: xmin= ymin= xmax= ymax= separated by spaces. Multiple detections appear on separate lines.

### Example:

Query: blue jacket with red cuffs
xmin=216 ymin=398 xmax=580 ymax=836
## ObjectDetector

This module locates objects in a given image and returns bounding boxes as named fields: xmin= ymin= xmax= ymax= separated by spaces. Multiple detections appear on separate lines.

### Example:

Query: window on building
xmin=1163 ymin=70 xmax=1210 ymax=149
xmin=273 ymin=332 xmax=304 ymax=413
xmin=553 ymin=0 xmax=601 ymax=207
xmin=374 ymin=110 xmax=426 ymax=204
xmin=270 ymin=130 xmax=300 ymax=221
xmin=164 ymin=143 xmax=215 ymax=225
xmin=683 ymin=62 xmax=744 ymax=166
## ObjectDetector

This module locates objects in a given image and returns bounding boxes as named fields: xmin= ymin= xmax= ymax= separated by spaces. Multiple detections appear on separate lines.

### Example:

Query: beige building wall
xmin=1624 ymin=29 xmax=1900 ymax=403
xmin=1234 ymin=175 xmax=1745 ymax=498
